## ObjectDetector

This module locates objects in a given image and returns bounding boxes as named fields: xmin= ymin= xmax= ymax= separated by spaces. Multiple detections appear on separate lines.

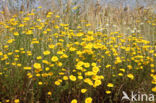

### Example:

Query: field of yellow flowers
xmin=0 ymin=5 xmax=155 ymax=103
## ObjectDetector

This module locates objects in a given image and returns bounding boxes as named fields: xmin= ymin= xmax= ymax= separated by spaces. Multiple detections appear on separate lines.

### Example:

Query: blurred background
xmin=0 ymin=0 xmax=156 ymax=12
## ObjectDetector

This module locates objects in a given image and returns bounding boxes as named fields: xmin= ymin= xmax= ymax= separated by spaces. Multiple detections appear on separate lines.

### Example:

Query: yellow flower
xmin=85 ymin=97 xmax=92 ymax=103
xmin=87 ymin=31 xmax=93 ymax=34
xmin=57 ymin=62 xmax=63 ymax=67
xmin=152 ymin=87 xmax=156 ymax=92
xmin=7 ymin=39 xmax=15 ymax=43
xmin=91 ymin=63 xmax=96 ymax=67
xmin=48 ymin=72 xmax=53 ymax=76
xmin=84 ymin=78 xmax=93 ymax=86
xmin=118 ymin=73 xmax=123 ymax=76
xmin=31 ymin=40 xmax=39 ymax=44
xmin=81 ymin=89 xmax=87 ymax=93
xmin=150 ymin=64 xmax=154 ymax=68
xmin=45 ymin=67 xmax=50 ymax=71
xmin=24 ymin=17 xmax=30 ymax=21
xmin=106 ymin=64 xmax=111 ymax=68
xmin=14 ymin=99 xmax=19 ymax=103
xmin=120 ymin=68 xmax=125 ymax=72
xmin=38 ymin=82 xmax=43 ymax=85
xmin=84 ymin=63 xmax=90 ymax=68
xmin=17 ymin=63 xmax=21 ymax=67
xmin=6 ymin=100 xmax=10 ymax=102
xmin=127 ymin=74 xmax=134 ymax=80
xmin=59 ymin=72 xmax=64 ymax=75
xmin=63 ymin=76 xmax=68 ymax=80
xmin=26 ymin=30 xmax=33 ymax=35
xmin=92 ymin=66 xmax=99 ymax=73
xmin=71 ymin=99 xmax=77 ymax=103
xmin=78 ymin=76 xmax=83 ymax=79
xmin=55 ymin=81 xmax=61 ymax=86
xmin=54 ymin=25 xmax=59 ymax=29
xmin=69 ymin=75 xmax=76 ymax=81
xmin=36 ymin=73 xmax=40 ymax=77
xmin=43 ymin=50 xmax=51 ymax=55
xmin=0 ymin=52 xmax=3 ymax=56
xmin=27 ymin=73 xmax=32 ymax=78
xmin=94 ymin=80 xmax=102 ymax=87
xmin=61 ymin=54 xmax=68 ymax=58
xmin=48 ymin=91 xmax=52 ymax=95
xmin=56 ymin=15 xmax=60 ymax=18
xmin=38 ymin=6 xmax=42 ymax=8
xmin=72 ymin=6 xmax=78 ymax=10
xmin=57 ymin=51 xmax=64 ymax=54
xmin=105 ymin=90 xmax=111 ymax=94
xmin=151 ymin=69 xmax=155 ymax=73
xmin=115 ymin=57 xmax=122 ymax=64
xmin=42 ymin=60 xmax=49 ymax=64
xmin=49 ymin=44 xmax=55 ymax=49
xmin=127 ymin=65 xmax=132 ymax=69
xmin=37 ymin=56 xmax=42 ymax=60
xmin=14 ymin=32 xmax=19 ymax=36
xmin=24 ymin=67 xmax=32 ymax=70
xmin=51 ymin=56 xmax=58 ymax=62
xmin=69 ymin=47 xmax=76 ymax=51
xmin=34 ymin=63 xmax=41 ymax=69
xmin=107 ymin=83 xmax=114 ymax=87
xmin=19 ymin=24 xmax=24 ymax=27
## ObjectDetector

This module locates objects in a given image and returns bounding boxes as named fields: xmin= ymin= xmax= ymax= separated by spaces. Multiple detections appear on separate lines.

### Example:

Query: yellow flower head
xmin=6 ymin=100 xmax=10 ymax=102
xmin=94 ymin=80 xmax=102 ymax=87
xmin=14 ymin=32 xmax=19 ymax=36
xmin=106 ymin=90 xmax=111 ymax=94
xmin=152 ymin=87 xmax=156 ymax=92
xmin=34 ymin=63 xmax=41 ymax=69
xmin=92 ymin=66 xmax=99 ymax=73
xmin=63 ymin=76 xmax=68 ymax=80
xmin=127 ymin=74 xmax=134 ymax=80
xmin=81 ymin=89 xmax=87 ymax=93
xmin=85 ymin=97 xmax=92 ymax=103
xmin=69 ymin=75 xmax=76 ymax=81
xmin=107 ymin=83 xmax=114 ymax=88
xmin=55 ymin=81 xmax=61 ymax=86
xmin=51 ymin=56 xmax=58 ymax=62
xmin=48 ymin=91 xmax=52 ymax=95
xmin=24 ymin=67 xmax=32 ymax=70
xmin=43 ymin=50 xmax=51 ymax=55
xmin=14 ymin=99 xmax=19 ymax=103
xmin=0 ymin=52 xmax=3 ymax=56
xmin=71 ymin=99 xmax=77 ymax=103
xmin=38 ymin=82 xmax=43 ymax=85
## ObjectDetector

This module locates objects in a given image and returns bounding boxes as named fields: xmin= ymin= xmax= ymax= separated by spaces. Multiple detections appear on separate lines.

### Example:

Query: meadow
xmin=0 ymin=0 xmax=155 ymax=103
